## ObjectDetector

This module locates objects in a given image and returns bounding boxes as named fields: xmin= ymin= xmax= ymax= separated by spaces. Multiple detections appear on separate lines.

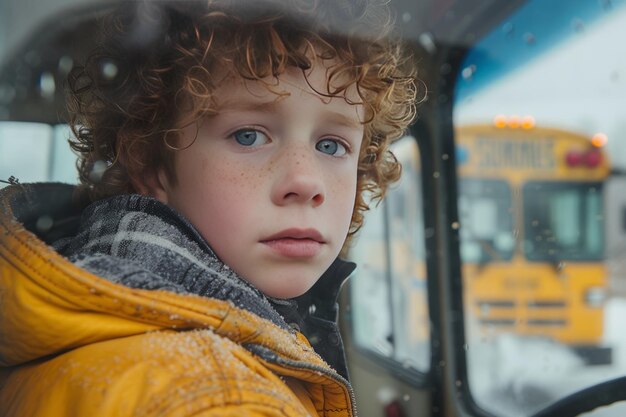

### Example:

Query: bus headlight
xmin=585 ymin=287 xmax=607 ymax=307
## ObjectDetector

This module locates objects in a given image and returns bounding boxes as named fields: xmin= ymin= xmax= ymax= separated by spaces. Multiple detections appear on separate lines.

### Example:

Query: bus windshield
xmin=459 ymin=179 xmax=515 ymax=263
xmin=454 ymin=0 xmax=626 ymax=414
xmin=523 ymin=182 xmax=604 ymax=262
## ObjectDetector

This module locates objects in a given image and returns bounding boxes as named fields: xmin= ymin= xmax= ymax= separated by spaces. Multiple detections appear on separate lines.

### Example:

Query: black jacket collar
xmin=270 ymin=258 xmax=356 ymax=380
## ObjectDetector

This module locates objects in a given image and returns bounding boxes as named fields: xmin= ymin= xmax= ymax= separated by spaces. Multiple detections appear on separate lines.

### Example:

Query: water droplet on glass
xmin=58 ymin=56 xmax=74 ymax=74
xmin=600 ymin=0 xmax=613 ymax=11
xmin=36 ymin=215 xmax=53 ymax=232
xmin=571 ymin=17 xmax=585 ymax=33
xmin=39 ymin=72 xmax=56 ymax=100
xmin=463 ymin=343 xmax=468 ymax=351
xmin=451 ymin=221 xmax=460 ymax=230
xmin=402 ymin=12 xmax=412 ymax=23
xmin=418 ymin=32 xmax=436 ymax=54
xmin=403 ymin=394 xmax=410 ymax=401
xmin=455 ymin=380 xmax=462 ymax=387
xmin=502 ymin=22 xmax=514 ymax=35
xmin=376 ymin=387 xmax=397 ymax=403
xmin=433 ymin=171 xmax=440 ymax=179
xmin=100 ymin=60 xmax=119 ymax=80
xmin=88 ymin=160 xmax=108 ymax=183
xmin=523 ymin=32 xmax=536 ymax=45
xmin=308 ymin=304 xmax=317 ymax=315
xmin=442 ymin=153 xmax=449 ymax=160
xmin=461 ymin=65 xmax=476 ymax=80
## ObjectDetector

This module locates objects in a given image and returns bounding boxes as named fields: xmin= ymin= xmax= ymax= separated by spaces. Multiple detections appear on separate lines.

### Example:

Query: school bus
xmin=456 ymin=121 xmax=611 ymax=364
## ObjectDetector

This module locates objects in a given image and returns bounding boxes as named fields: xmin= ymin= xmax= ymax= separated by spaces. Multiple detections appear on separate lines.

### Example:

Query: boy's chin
xmin=261 ymin=283 xmax=315 ymax=299
xmin=238 ymin=258 xmax=336 ymax=299
xmin=252 ymin=274 xmax=319 ymax=299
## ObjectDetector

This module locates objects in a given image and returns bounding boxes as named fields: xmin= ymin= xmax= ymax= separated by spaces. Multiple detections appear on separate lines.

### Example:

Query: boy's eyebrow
xmin=219 ymin=100 xmax=363 ymax=129
xmin=324 ymin=112 xmax=363 ymax=129
xmin=218 ymin=99 xmax=281 ymax=113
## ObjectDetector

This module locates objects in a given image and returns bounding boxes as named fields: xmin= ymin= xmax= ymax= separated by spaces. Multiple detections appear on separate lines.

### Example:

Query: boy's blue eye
xmin=233 ymin=129 xmax=269 ymax=147
xmin=316 ymin=138 xmax=347 ymax=156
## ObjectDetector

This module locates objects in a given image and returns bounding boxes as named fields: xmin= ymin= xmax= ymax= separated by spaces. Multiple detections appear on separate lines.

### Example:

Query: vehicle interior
xmin=2 ymin=0 xmax=626 ymax=416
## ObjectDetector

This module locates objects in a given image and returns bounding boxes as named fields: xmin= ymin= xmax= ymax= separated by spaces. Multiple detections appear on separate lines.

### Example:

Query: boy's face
xmin=151 ymin=62 xmax=364 ymax=298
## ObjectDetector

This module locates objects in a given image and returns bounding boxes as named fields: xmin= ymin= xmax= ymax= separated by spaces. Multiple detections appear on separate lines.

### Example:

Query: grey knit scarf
xmin=52 ymin=194 xmax=289 ymax=329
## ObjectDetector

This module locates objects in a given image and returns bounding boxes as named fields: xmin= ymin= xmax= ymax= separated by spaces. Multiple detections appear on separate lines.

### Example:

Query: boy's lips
xmin=260 ymin=228 xmax=325 ymax=258
xmin=261 ymin=228 xmax=325 ymax=242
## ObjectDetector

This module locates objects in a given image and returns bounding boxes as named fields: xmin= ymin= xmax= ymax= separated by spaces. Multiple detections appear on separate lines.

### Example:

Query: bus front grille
xmin=527 ymin=300 xmax=566 ymax=308
xmin=476 ymin=300 xmax=516 ymax=309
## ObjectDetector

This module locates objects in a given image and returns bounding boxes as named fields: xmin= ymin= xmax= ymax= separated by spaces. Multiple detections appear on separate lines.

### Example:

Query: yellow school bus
xmin=456 ymin=121 xmax=611 ymax=364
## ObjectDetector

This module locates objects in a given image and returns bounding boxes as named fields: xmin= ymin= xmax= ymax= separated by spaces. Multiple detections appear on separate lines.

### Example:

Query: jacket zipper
xmin=245 ymin=343 xmax=358 ymax=417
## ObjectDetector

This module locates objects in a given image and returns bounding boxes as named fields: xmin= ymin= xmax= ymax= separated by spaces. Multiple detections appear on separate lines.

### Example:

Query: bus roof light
xmin=591 ymin=133 xmax=608 ymax=148
xmin=521 ymin=116 xmax=535 ymax=129
xmin=493 ymin=115 xmax=507 ymax=128
xmin=508 ymin=115 xmax=521 ymax=129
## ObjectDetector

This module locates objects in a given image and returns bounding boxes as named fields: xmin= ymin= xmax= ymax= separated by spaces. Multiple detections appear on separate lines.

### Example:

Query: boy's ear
xmin=131 ymin=169 xmax=170 ymax=204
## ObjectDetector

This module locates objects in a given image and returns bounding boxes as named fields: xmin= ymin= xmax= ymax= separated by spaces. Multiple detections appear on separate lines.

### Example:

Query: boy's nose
xmin=270 ymin=149 xmax=325 ymax=207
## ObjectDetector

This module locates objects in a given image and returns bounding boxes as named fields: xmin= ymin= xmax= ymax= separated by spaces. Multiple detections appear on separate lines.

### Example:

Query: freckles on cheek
xmin=208 ymin=159 xmax=266 ymax=197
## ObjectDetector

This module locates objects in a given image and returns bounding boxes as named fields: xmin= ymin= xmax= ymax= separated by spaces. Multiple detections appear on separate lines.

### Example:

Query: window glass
xmin=50 ymin=124 xmax=79 ymax=184
xmin=387 ymin=137 xmax=429 ymax=371
xmin=459 ymin=179 xmax=514 ymax=263
xmin=523 ymin=182 xmax=604 ymax=262
xmin=0 ymin=122 xmax=52 ymax=185
xmin=349 ymin=136 xmax=430 ymax=373
xmin=350 ymin=195 xmax=394 ymax=357
xmin=0 ymin=122 xmax=77 ymax=187
xmin=454 ymin=0 xmax=626 ymax=415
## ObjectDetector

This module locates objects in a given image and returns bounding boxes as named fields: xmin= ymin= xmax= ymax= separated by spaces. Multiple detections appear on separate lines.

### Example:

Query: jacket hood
xmin=0 ymin=183 xmax=338 ymax=373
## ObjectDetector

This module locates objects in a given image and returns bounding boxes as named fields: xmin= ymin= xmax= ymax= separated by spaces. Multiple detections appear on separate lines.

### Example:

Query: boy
xmin=0 ymin=0 xmax=417 ymax=415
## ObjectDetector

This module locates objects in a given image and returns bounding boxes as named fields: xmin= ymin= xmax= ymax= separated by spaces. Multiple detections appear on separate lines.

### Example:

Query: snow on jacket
xmin=0 ymin=182 xmax=356 ymax=417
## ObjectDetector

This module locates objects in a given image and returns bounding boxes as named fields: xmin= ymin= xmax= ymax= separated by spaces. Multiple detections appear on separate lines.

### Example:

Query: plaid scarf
xmin=53 ymin=194 xmax=289 ymax=329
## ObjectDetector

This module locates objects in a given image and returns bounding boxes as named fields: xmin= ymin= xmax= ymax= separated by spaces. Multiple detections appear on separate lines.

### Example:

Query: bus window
xmin=350 ymin=195 xmax=394 ymax=357
xmin=454 ymin=0 xmax=626 ymax=415
xmin=386 ymin=137 xmax=429 ymax=372
xmin=0 ymin=122 xmax=76 ymax=186
xmin=459 ymin=179 xmax=514 ymax=263
xmin=349 ymin=135 xmax=430 ymax=374
xmin=0 ymin=122 xmax=52 ymax=185
xmin=523 ymin=182 xmax=604 ymax=262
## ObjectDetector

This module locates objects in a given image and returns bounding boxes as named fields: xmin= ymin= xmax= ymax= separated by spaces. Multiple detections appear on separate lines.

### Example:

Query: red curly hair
xmin=67 ymin=0 xmax=419 ymax=247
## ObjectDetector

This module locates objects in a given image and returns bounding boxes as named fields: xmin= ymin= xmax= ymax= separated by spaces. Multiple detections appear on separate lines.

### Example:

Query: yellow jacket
xmin=0 ymin=184 xmax=355 ymax=417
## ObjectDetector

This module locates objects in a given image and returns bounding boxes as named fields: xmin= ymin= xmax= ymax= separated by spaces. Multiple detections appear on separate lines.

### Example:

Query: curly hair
xmin=67 ymin=0 xmax=419 ymax=247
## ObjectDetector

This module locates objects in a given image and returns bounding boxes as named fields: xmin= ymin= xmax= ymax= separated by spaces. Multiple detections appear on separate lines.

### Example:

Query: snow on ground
xmin=466 ymin=297 xmax=626 ymax=417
